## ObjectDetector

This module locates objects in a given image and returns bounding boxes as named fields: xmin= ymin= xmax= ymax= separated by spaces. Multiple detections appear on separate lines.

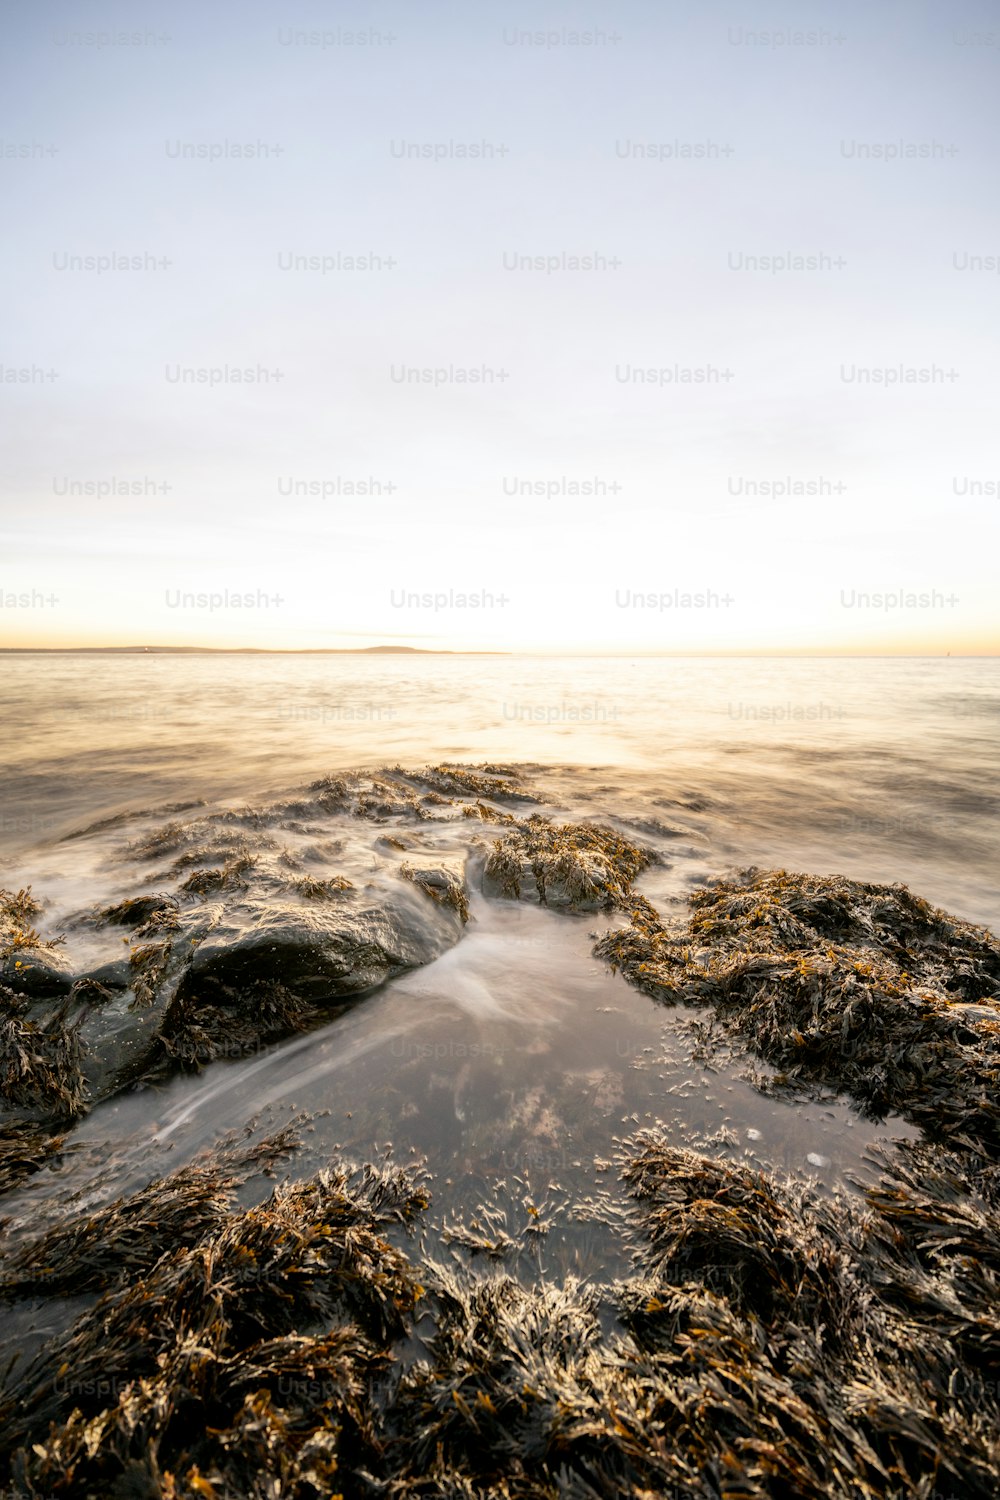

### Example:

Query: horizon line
xmin=1 ymin=646 xmax=996 ymax=659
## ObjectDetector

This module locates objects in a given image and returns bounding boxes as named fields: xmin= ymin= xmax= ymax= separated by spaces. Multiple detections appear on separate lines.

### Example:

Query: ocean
xmin=3 ymin=652 xmax=998 ymax=921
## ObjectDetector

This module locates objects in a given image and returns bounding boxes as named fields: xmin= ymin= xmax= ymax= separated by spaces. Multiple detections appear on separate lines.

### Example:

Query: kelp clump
xmin=483 ymin=816 xmax=654 ymax=912
xmin=408 ymin=763 xmax=542 ymax=805
xmin=608 ymin=1133 xmax=1000 ymax=1499
xmin=5 ymin=1129 xmax=1000 ymax=1496
xmin=597 ymin=867 xmax=1000 ymax=1147
xmin=0 ymin=985 xmax=88 ymax=1122
xmin=0 ymin=1144 xmax=429 ymax=1498
xmin=99 ymin=893 xmax=180 ymax=936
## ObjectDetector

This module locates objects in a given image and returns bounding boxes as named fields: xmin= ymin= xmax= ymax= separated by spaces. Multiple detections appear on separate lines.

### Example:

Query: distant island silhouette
xmin=0 ymin=645 xmax=509 ymax=655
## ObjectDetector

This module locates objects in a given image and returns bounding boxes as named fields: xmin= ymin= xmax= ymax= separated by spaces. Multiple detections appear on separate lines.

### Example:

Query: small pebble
xmin=746 ymin=1128 xmax=763 ymax=1141
xmin=806 ymin=1152 xmax=830 ymax=1168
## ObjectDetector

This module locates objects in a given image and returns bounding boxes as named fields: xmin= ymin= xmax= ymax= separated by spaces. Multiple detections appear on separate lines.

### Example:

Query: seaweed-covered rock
xmin=483 ymin=816 xmax=653 ymax=912
xmin=0 ymin=950 xmax=74 ymax=999
xmin=0 ymin=985 xmax=88 ymax=1122
xmin=0 ymin=1145 xmax=427 ymax=1498
xmin=98 ymin=892 xmax=180 ymax=935
xmin=0 ymin=887 xmax=73 ymax=998
xmin=407 ymin=763 xmax=542 ymax=805
xmin=597 ymin=867 xmax=1000 ymax=1147
xmin=0 ymin=799 xmax=474 ymax=1115
xmin=136 ymin=884 xmax=468 ymax=1075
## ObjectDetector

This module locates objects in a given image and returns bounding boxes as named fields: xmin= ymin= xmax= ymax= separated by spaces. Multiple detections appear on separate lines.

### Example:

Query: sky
xmin=1 ymin=0 xmax=998 ymax=653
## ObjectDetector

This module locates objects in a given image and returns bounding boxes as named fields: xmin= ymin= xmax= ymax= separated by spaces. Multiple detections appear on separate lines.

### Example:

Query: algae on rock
xmin=483 ymin=816 xmax=654 ymax=912
xmin=597 ymin=866 xmax=1000 ymax=1148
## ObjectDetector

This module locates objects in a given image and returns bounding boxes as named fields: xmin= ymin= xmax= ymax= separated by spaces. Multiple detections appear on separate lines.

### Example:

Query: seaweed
xmin=291 ymin=875 xmax=356 ymax=901
xmin=0 ymin=1119 xmax=66 ymax=1197
xmin=484 ymin=816 xmax=653 ymax=912
xmin=0 ymin=1152 xmax=428 ymax=1497
xmin=154 ymin=977 xmax=320 ymax=1071
xmin=126 ymin=938 xmax=174 ymax=1008
xmin=0 ymin=988 xmax=88 ymax=1121
xmin=179 ymin=853 xmax=258 ymax=896
xmin=597 ymin=867 xmax=1000 ymax=1149
xmin=0 ymin=886 xmax=65 ymax=962
xmin=100 ymin=893 xmax=180 ymax=936
xmin=4 ymin=1128 xmax=1000 ymax=1497
xmin=411 ymin=764 xmax=541 ymax=805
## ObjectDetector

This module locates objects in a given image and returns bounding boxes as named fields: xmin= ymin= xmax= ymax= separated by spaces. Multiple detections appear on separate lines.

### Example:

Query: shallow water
xmin=0 ymin=653 xmax=994 ymax=1305
xmin=0 ymin=890 xmax=919 ymax=1378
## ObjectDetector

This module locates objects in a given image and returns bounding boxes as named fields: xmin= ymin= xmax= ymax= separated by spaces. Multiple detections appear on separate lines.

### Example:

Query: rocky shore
xmin=2 ymin=763 xmax=999 ymax=1497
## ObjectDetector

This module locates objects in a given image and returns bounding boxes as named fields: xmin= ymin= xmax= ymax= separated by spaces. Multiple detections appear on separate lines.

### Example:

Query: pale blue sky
xmin=2 ymin=0 xmax=998 ymax=651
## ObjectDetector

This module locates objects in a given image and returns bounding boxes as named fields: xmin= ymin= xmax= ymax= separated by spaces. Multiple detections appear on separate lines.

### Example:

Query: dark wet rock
xmin=66 ymin=976 xmax=115 ymax=1006
xmin=0 ymin=781 xmax=481 ymax=1114
xmin=0 ymin=888 xmax=74 ymax=999
xmin=400 ymin=855 xmax=470 ymax=923
xmin=0 ymin=949 xmax=74 ymax=999
xmin=78 ymin=957 xmax=132 ymax=990
xmin=174 ymin=885 xmax=464 ymax=1009
xmin=483 ymin=816 xmax=654 ymax=912
xmin=77 ymin=986 xmax=178 ymax=1098
xmin=66 ymin=879 xmax=468 ymax=1089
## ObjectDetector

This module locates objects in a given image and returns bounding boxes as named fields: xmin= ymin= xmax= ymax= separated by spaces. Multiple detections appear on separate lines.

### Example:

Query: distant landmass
xmin=0 ymin=645 xmax=508 ymax=655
